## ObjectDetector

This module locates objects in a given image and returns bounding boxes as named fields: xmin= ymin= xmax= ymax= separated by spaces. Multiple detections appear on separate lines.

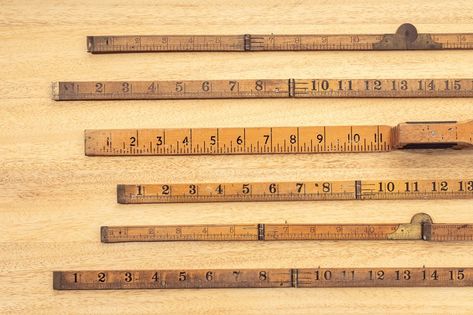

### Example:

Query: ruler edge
xmin=100 ymin=226 xmax=110 ymax=243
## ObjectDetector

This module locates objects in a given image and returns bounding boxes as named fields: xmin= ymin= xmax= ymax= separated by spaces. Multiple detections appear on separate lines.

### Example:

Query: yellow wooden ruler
xmin=52 ymin=79 xmax=473 ymax=100
xmin=84 ymin=120 xmax=473 ymax=156
xmin=86 ymin=23 xmax=473 ymax=53
xmin=100 ymin=213 xmax=473 ymax=243
xmin=54 ymin=267 xmax=473 ymax=289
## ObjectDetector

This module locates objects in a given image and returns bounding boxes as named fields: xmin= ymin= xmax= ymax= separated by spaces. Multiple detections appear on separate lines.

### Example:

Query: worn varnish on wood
xmin=86 ymin=23 xmax=473 ymax=53
xmin=52 ymin=79 xmax=473 ymax=100
xmin=117 ymin=179 xmax=473 ymax=204
xmin=84 ymin=120 xmax=473 ymax=156
xmin=54 ymin=267 xmax=473 ymax=290
xmin=100 ymin=213 xmax=473 ymax=243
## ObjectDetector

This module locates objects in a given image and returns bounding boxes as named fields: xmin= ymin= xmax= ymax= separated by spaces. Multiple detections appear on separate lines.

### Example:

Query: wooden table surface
xmin=2 ymin=1 xmax=473 ymax=313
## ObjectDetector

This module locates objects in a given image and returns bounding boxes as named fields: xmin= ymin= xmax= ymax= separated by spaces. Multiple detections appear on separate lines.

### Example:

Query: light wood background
xmin=2 ymin=1 xmax=473 ymax=314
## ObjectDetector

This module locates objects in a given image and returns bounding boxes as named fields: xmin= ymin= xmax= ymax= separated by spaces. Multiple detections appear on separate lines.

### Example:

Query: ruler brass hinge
xmin=373 ymin=23 xmax=442 ymax=50
xmin=100 ymin=213 xmax=473 ymax=243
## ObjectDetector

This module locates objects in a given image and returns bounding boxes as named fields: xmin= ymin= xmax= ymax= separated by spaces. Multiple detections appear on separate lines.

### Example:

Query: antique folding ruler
xmin=86 ymin=23 xmax=473 ymax=53
xmin=54 ymin=267 xmax=473 ymax=289
xmin=100 ymin=213 xmax=473 ymax=243
xmin=52 ymin=78 xmax=473 ymax=100
xmin=84 ymin=120 xmax=473 ymax=156
xmin=117 ymin=179 xmax=473 ymax=204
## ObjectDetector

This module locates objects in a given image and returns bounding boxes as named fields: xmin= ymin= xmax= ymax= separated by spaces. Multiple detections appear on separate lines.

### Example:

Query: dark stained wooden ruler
xmin=100 ymin=213 xmax=473 ymax=243
xmin=86 ymin=23 xmax=473 ymax=53
xmin=54 ymin=267 xmax=473 ymax=289
xmin=52 ymin=79 xmax=473 ymax=100
xmin=84 ymin=120 xmax=473 ymax=156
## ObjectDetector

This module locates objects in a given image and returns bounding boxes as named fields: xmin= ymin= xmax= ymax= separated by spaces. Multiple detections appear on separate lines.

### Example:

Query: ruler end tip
xmin=86 ymin=36 xmax=94 ymax=53
xmin=117 ymin=185 xmax=126 ymax=203
xmin=52 ymin=271 xmax=62 ymax=290
xmin=51 ymin=82 xmax=60 ymax=100
xmin=84 ymin=130 xmax=93 ymax=156
xmin=100 ymin=226 xmax=109 ymax=243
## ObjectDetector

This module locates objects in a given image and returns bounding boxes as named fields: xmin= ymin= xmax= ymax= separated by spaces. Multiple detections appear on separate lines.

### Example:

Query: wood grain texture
xmin=1 ymin=0 xmax=473 ymax=313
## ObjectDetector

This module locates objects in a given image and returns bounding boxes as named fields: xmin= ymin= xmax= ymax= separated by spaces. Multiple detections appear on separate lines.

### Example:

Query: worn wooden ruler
xmin=100 ymin=213 xmax=473 ymax=243
xmin=54 ymin=267 xmax=473 ymax=289
xmin=86 ymin=23 xmax=473 ymax=53
xmin=117 ymin=179 xmax=473 ymax=204
xmin=52 ymin=78 xmax=473 ymax=100
xmin=84 ymin=120 xmax=473 ymax=156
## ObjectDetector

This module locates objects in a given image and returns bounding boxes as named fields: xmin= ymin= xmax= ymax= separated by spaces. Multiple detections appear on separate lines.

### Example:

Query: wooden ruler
xmin=100 ymin=213 xmax=473 ymax=243
xmin=84 ymin=120 xmax=473 ymax=156
xmin=52 ymin=79 xmax=473 ymax=100
xmin=117 ymin=179 xmax=473 ymax=204
xmin=54 ymin=267 xmax=473 ymax=289
xmin=86 ymin=23 xmax=473 ymax=53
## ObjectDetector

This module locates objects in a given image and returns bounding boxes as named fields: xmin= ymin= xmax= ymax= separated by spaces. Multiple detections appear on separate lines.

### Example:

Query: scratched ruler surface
xmin=52 ymin=79 xmax=473 ymax=100
xmin=54 ymin=267 xmax=473 ymax=289
xmin=100 ymin=213 xmax=473 ymax=243
xmin=117 ymin=179 xmax=473 ymax=204
xmin=86 ymin=23 xmax=473 ymax=53
xmin=84 ymin=120 xmax=473 ymax=156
